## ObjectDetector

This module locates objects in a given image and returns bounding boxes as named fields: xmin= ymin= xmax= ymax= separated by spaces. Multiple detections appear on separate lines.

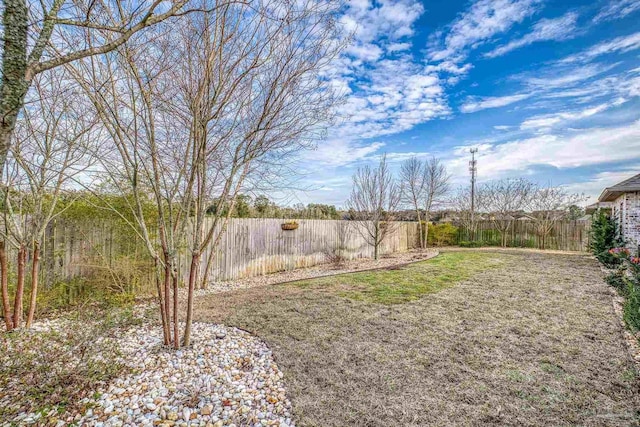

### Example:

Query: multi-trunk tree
xmin=347 ymin=155 xmax=401 ymax=260
xmin=1 ymin=70 xmax=96 ymax=331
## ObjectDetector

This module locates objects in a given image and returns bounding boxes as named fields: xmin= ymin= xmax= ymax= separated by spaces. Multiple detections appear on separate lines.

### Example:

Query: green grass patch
xmin=290 ymin=251 xmax=507 ymax=304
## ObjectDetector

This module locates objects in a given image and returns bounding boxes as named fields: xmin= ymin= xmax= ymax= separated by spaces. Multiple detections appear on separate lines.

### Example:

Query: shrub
xmin=605 ymin=270 xmax=627 ymax=295
xmin=427 ymin=223 xmax=458 ymax=246
xmin=459 ymin=240 xmax=484 ymax=248
xmin=589 ymin=211 xmax=624 ymax=267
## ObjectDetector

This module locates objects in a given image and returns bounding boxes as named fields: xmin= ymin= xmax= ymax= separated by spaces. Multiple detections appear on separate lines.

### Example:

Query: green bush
xmin=623 ymin=281 xmax=640 ymax=332
xmin=427 ymin=223 xmax=459 ymax=246
xmin=589 ymin=211 xmax=624 ymax=267
xmin=459 ymin=240 xmax=484 ymax=248
xmin=605 ymin=270 xmax=627 ymax=295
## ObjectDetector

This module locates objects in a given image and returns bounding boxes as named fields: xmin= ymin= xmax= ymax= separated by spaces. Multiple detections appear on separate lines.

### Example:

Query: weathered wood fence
xmin=13 ymin=219 xmax=419 ymax=295
xmin=184 ymin=219 xmax=420 ymax=283
xmin=455 ymin=220 xmax=591 ymax=252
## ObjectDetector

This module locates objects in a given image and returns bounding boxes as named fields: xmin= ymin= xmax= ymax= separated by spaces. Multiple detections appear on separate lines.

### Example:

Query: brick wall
xmin=613 ymin=191 xmax=640 ymax=254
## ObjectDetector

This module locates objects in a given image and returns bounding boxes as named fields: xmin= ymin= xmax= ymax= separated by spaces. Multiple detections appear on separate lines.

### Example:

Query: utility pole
xmin=469 ymin=148 xmax=478 ymax=238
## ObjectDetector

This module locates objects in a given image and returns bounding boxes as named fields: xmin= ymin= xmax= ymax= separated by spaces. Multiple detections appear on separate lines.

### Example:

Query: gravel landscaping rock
xmin=3 ymin=321 xmax=293 ymax=427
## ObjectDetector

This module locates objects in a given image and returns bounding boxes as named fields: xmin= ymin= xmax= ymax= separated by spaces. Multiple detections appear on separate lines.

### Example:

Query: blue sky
xmin=290 ymin=0 xmax=640 ymax=207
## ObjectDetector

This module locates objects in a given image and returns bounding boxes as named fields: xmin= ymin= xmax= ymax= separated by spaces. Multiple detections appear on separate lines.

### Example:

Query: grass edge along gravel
xmin=289 ymin=251 xmax=508 ymax=304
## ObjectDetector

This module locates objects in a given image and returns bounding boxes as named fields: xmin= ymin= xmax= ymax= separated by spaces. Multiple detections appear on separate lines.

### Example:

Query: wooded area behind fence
xmin=455 ymin=220 xmax=591 ymax=252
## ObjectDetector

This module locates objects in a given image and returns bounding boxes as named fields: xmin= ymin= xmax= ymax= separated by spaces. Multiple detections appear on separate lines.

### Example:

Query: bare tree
xmin=528 ymin=184 xmax=585 ymax=249
xmin=482 ymin=178 xmax=535 ymax=247
xmin=0 ymin=0 xmax=221 ymax=178
xmin=422 ymin=157 xmax=450 ymax=246
xmin=400 ymin=157 xmax=426 ymax=248
xmin=70 ymin=0 xmax=343 ymax=348
xmin=0 ymin=70 xmax=96 ymax=330
xmin=347 ymin=155 xmax=401 ymax=260
xmin=451 ymin=186 xmax=481 ymax=241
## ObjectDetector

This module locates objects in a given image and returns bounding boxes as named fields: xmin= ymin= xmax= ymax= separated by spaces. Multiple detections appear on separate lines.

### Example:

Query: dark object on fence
xmin=281 ymin=222 xmax=299 ymax=231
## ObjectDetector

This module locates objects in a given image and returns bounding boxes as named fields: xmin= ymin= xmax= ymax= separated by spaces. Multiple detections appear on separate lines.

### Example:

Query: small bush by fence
xmin=454 ymin=220 xmax=590 ymax=252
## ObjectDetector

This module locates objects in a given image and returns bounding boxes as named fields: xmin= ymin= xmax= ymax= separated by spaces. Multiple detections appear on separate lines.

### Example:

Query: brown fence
xmin=455 ymin=220 xmax=591 ymax=252
xmin=183 ymin=219 xmax=419 ymax=283
xmin=7 ymin=218 xmax=419 ymax=295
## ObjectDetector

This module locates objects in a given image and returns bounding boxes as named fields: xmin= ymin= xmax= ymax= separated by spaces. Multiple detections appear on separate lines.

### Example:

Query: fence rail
xmin=455 ymin=220 xmax=591 ymax=252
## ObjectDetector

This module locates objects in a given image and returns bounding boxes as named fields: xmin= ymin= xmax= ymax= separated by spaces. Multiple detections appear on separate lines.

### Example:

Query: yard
xmin=193 ymin=250 xmax=640 ymax=426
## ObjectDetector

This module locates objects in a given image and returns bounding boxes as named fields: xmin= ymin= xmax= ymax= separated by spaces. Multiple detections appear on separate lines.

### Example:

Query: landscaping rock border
xmin=6 ymin=322 xmax=293 ymax=427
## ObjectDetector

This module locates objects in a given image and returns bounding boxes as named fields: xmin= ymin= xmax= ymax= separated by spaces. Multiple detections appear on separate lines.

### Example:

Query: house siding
xmin=612 ymin=191 xmax=640 ymax=254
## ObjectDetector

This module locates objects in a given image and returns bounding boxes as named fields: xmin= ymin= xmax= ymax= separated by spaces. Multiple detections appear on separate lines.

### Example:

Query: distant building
xmin=598 ymin=173 xmax=640 ymax=253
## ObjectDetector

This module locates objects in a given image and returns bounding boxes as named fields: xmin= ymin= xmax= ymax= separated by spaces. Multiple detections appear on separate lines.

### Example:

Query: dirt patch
xmin=194 ymin=251 xmax=640 ymax=426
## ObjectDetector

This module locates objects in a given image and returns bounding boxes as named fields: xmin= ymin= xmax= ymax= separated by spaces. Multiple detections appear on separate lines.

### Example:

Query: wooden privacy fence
xmin=179 ymin=218 xmax=420 ymax=283
xmin=15 ymin=218 xmax=419 ymax=295
xmin=455 ymin=220 xmax=591 ymax=252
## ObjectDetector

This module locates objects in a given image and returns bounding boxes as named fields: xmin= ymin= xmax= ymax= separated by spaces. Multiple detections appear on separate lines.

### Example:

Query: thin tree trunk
xmin=424 ymin=212 xmax=431 ymax=247
xmin=12 ymin=245 xmax=26 ymax=328
xmin=172 ymin=271 xmax=179 ymax=349
xmin=163 ymin=254 xmax=173 ymax=345
xmin=183 ymin=251 xmax=200 ymax=347
xmin=0 ymin=241 xmax=12 ymax=331
xmin=25 ymin=242 xmax=40 ymax=328
xmin=154 ymin=256 xmax=170 ymax=345
xmin=415 ymin=209 xmax=423 ymax=249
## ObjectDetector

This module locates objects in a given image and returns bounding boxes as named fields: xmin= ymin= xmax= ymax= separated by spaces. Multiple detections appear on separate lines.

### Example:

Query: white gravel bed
xmin=5 ymin=321 xmax=293 ymax=427
xmin=189 ymin=249 xmax=439 ymax=297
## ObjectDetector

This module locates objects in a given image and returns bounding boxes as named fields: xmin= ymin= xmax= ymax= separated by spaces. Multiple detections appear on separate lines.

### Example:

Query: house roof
xmin=585 ymin=201 xmax=612 ymax=214
xmin=598 ymin=173 xmax=640 ymax=202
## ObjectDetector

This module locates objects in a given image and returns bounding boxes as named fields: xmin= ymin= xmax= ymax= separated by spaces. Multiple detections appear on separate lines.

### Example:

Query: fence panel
xmin=455 ymin=220 xmax=590 ymax=252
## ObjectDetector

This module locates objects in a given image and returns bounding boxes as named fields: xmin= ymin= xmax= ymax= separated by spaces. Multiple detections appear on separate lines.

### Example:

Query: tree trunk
xmin=415 ymin=209 xmax=423 ymax=249
xmin=183 ymin=251 xmax=200 ymax=347
xmin=12 ymin=245 xmax=26 ymax=328
xmin=1 ymin=0 xmax=30 ymax=177
xmin=154 ymin=256 xmax=170 ymax=345
xmin=0 ymin=241 xmax=12 ymax=331
xmin=163 ymin=254 xmax=172 ymax=345
xmin=171 ymin=271 xmax=179 ymax=349
xmin=424 ymin=212 xmax=431 ymax=247
xmin=25 ymin=242 xmax=40 ymax=328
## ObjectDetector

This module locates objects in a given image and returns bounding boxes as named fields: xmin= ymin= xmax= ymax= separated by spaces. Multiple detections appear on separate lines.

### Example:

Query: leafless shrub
xmin=323 ymin=221 xmax=351 ymax=268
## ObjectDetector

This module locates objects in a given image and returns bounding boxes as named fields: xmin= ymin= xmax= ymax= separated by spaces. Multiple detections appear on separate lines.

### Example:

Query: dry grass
xmin=194 ymin=250 xmax=640 ymax=426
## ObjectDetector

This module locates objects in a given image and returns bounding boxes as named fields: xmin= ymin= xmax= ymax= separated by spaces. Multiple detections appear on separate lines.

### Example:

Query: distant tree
xmin=567 ymin=204 xmax=585 ymax=221
xmin=234 ymin=195 xmax=252 ymax=218
xmin=451 ymin=186 xmax=481 ymax=241
xmin=528 ymin=185 xmax=585 ymax=249
xmin=400 ymin=157 xmax=426 ymax=248
xmin=254 ymin=195 xmax=272 ymax=217
xmin=347 ymin=155 xmax=401 ymax=260
xmin=482 ymin=178 xmax=535 ymax=247
xmin=422 ymin=157 xmax=450 ymax=246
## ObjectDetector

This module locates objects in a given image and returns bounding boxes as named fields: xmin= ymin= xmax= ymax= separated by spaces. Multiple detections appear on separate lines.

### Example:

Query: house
xmin=598 ymin=173 xmax=640 ymax=253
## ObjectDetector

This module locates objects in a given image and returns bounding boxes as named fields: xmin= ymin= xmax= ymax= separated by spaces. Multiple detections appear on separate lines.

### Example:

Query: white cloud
xmin=460 ymin=93 xmax=531 ymax=113
xmin=519 ymin=99 xmax=627 ymax=130
xmin=451 ymin=120 xmax=640 ymax=179
xmin=564 ymin=166 xmax=640 ymax=203
xmin=302 ymin=140 xmax=385 ymax=167
xmin=593 ymin=0 xmax=640 ymax=23
xmin=559 ymin=31 xmax=640 ymax=63
xmin=485 ymin=12 xmax=579 ymax=58
xmin=428 ymin=0 xmax=541 ymax=62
